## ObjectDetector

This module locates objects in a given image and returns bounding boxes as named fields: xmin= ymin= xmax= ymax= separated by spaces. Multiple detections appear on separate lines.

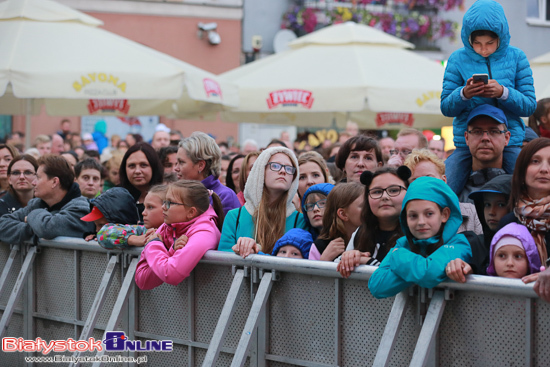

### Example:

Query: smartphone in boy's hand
xmin=472 ymin=73 xmax=489 ymax=84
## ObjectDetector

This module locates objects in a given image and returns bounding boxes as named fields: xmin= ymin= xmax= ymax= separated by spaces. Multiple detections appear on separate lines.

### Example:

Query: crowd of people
xmin=0 ymin=0 xmax=549 ymax=304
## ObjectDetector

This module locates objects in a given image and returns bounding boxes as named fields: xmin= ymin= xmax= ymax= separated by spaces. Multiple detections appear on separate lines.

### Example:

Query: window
xmin=527 ymin=0 xmax=550 ymax=26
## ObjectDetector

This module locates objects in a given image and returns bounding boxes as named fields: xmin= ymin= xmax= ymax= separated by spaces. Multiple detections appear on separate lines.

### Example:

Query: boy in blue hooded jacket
xmin=369 ymin=177 xmax=471 ymax=299
xmin=440 ymin=0 xmax=536 ymax=195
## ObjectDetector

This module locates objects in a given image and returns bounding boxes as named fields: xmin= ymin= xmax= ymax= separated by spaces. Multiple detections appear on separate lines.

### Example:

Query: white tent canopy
xmin=219 ymin=22 xmax=450 ymax=129
xmin=0 ymin=0 xmax=237 ymax=122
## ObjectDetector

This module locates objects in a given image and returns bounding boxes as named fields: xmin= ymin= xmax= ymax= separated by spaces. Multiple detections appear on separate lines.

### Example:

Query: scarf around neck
xmin=514 ymin=195 xmax=550 ymax=265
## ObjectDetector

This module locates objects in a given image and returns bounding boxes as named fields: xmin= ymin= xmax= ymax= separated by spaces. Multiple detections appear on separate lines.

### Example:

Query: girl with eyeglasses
xmin=337 ymin=167 xmax=409 ymax=278
xmin=0 ymin=154 xmax=37 ymax=216
xmin=311 ymin=183 xmax=363 ymax=262
xmin=369 ymin=176 xmax=471 ymax=299
xmin=300 ymin=183 xmax=334 ymax=250
xmin=135 ymin=180 xmax=225 ymax=290
xmin=0 ymin=144 xmax=19 ymax=199
xmin=218 ymin=147 xmax=307 ymax=257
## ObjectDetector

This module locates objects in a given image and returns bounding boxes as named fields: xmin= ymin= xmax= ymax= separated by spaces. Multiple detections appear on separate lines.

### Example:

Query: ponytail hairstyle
xmin=147 ymin=184 xmax=169 ymax=202
xmin=168 ymin=180 xmax=225 ymax=231
xmin=354 ymin=166 xmax=410 ymax=253
xmin=317 ymin=182 xmax=363 ymax=245
xmin=528 ymin=98 xmax=550 ymax=135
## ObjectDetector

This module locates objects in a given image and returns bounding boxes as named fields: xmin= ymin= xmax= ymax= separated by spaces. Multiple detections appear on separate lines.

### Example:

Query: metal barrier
xmin=0 ymin=237 xmax=547 ymax=367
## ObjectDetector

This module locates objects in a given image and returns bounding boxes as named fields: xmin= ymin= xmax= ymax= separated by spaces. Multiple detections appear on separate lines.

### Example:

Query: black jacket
xmin=466 ymin=174 xmax=513 ymax=274
xmin=0 ymin=191 xmax=22 ymax=217
xmin=92 ymin=187 xmax=140 ymax=224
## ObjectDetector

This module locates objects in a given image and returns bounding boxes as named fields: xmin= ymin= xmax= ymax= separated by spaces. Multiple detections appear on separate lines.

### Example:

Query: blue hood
xmin=461 ymin=0 xmax=510 ymax=62
xmin=271 ymin=228 xmax=313 ymax=259
xmin=301 ymin=183 xmax=334 ymax=230
xmin=400 ymin=177 xmax=463 ymax=245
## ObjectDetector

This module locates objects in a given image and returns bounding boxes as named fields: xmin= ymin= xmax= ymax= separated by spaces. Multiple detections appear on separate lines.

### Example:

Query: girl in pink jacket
xmin=135 ymin=180 xmax=225 ymax=290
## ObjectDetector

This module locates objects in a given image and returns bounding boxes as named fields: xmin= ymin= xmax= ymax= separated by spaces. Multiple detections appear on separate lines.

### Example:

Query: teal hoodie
xmin=369 ymin=177 xmax=472 ymax=299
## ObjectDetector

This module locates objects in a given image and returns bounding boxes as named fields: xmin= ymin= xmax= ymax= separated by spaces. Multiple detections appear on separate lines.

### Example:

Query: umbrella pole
xmin=25 ymin=100 xmax=31 ymax=150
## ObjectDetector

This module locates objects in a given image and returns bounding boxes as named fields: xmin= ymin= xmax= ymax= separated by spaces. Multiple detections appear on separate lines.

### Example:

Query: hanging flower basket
xmin=282 ymin=1 xmax=463 ymax=43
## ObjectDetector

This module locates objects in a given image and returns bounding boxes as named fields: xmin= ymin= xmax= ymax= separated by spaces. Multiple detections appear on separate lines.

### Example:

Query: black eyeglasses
xmin=162 ymin=200 xmax=189 ymax=209
xmin=266 ymin=162 xmax=296 ymax=175
xmin=304 ymin=199 xmax=327 ymax=212
xmin=467 ymin=129 xmax=507 ymax=138
xmin=10 ymin=170 xmax=36 ymax=178
xmin=368 ymin=185 xmax=406 ymax=199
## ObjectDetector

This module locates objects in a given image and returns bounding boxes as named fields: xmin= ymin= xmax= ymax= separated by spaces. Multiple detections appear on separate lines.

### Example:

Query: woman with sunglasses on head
xmin=0 ymin=155 xmax=38 ymax=217
xmin=0 ymin=144 xmax=19 ymax=198
xmin=337 ymin=166 xmax=410 ymax=278
xmin=218 ymin=147 xmax=307 ymax=257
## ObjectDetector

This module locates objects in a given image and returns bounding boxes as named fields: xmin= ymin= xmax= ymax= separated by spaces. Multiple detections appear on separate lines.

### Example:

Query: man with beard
xmin=458 ymin=105 xmax=511 ymax=203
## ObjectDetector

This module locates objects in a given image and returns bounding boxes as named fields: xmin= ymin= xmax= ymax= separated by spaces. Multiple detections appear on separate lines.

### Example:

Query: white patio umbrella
xmin=219 ymin=22 xmax=450 ymax=129
xmin=532 ymin=51 xmax=550 ymax=99
xmin=0 ymin=0 xmax=237 ymax=146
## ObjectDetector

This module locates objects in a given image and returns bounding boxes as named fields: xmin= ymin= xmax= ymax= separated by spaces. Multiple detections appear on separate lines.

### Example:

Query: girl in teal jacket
xmin=218 ymin=147 xmax=306 ymax=256
xmin=369 ymin=177 xmax=472 ymax=299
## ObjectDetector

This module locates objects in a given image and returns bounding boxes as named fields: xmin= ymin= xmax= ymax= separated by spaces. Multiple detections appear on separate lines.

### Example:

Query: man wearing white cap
xmin=151 ymin=130 xmax=170 ymax=150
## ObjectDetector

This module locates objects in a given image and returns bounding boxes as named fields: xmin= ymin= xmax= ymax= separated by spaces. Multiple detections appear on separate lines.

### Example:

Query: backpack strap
xmin=293 ymin=211 xmax=299 ymax=228
xmin=235 ymin=207 xmax=242 ymax=233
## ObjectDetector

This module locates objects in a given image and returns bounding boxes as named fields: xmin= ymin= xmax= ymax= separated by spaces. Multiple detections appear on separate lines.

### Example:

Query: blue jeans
xmin=445 ymin=145 xmax=521 ymax=195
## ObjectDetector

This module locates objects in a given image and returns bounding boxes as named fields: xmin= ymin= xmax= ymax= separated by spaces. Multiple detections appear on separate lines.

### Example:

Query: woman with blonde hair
xmin=175 ymin=132 xmax=240 ymax=214
xmin=219 ymin=147 xmax=307 ymax=257
xmin=103 ymin=153 xmax=123 ymax=191
xmin=297 ymin=151 xmax=333 ymax=199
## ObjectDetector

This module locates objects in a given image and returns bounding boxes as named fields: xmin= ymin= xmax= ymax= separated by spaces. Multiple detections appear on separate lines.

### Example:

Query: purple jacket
xmin=202 ymin=175 xmax=241 ymax=214
xmin=487 ymin=223 xmax=541 ymax=276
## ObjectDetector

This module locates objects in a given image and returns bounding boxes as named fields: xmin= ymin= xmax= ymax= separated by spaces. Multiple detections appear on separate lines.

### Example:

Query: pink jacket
xmin=135 ymin=206 xmax=220 ymax=290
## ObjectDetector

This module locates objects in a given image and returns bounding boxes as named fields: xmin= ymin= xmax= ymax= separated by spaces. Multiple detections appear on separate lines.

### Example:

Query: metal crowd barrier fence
xmin=0 ymin=237 xmax=547 ymax=367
